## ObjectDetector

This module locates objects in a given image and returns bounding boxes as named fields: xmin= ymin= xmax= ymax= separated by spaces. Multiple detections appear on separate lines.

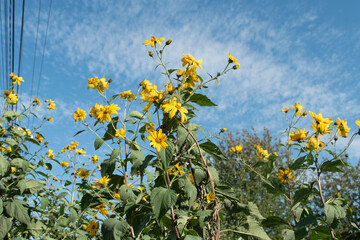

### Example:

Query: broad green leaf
xmin=0 ymin=215 xmax=12 ymax=239
xmin=208 ymin=166 xmax=220 ymax=185
xmin=102 ymin=218 xmax=129 ymax=240
xmin=151 ymin=187 xmax=177 ymax=220
xmin=101 ymin=158 xmax=117 ymax=177
xmin=289 ymin=156 xmax=307 ymax=170
xmin=194 ymin=167 xmax=206 ymax=186
xmin=24 ymin=137 xmax=40 ymax=146
xmin=200 ymin=141 xmax=226 ymax=161
xmin=189 ymin=93 xmax=217 ymax=106
xmin=11 ymin=158 xmax=30 ymax=171
xmin=41 ymin=197 xmax=49 ymax=210
xmin=18 ymin=179 xmax=44 ymax=194
xmin=0 ymin=154 xmax=10 ymax=176
xmin=262 ymin=216 xmax=288 ymax=227
xmin=321 ymin=159 xmax=348 ymax=172
xmin=80 ymin=193 xmax=96 ymax=211
xmin=158 ymin=140 xmax=174 ymax=168
xmin=5 ymin=199 xmax=31 ymax=224
xmin=4 ymin=110 xmax=20 ymax=120
xmin=125 ymin=119 xmax=137 ymax=124
xmin=68 ymin=207 xmax=78 ymax=223
xmin=245 ymin=215 xmax=271 ymax=240
xmin=324 ymin=203 xmax=346 ymax=225
xmin=0 ymin=198 xmax=2 ymax=214
xmin=282 ymin=229 xmax=295 ymax=240
xmin=292 ymin=188 xmax=313 ymax=210
xmin=5 ymin=138 xmax=17 ymax=146
xmin=184 ymin=234 xmax=202 ymax=240
xmin=120 ymin=185 xmax=136 ymax=203
xmin=130 ymin=150 xmax=145 ymax=170
xmin=94 ymin=137 xmax=104 ymax=150
xmin=110 ymin=148 xmax=121 ymax=161
xmin=128 ymin=111 xmax=145 ymax=120
xmin=56 ymin=192 xmax=68 ymax=200
xmin=184 ymin=177 xmax=197 ymax=207
xmin=27 ymin=221 xmax=46 ymax=238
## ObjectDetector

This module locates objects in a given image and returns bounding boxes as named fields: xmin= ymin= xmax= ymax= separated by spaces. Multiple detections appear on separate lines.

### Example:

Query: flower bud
xmin=166 ymin=40 xmax=172 ymax=45
xmin=233 ymin=65 xmax=239 ymax=70
xmin=221 ymin=128 xmax=227 ymax=133
xmin=148 ymin=51 xmax=153 ymax=57
xmin=334 ymin=136 xmax=338 ymax=141
xmin=108 ymin=78 xmax=113 ymax=83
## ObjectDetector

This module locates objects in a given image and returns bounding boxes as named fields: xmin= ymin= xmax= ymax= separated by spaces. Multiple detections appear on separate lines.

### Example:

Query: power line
xmin=0 ymin=1 xmax=5 ymax=94
xmin=16 ymin=0 xmax=25 ymax=112
xmin=29 ymin=0 xmax=41 ymax=102
xmin=37 ymin=0 xmax=52 ymax=96
xmin=5 ymin=0 xmax=8 ymax=95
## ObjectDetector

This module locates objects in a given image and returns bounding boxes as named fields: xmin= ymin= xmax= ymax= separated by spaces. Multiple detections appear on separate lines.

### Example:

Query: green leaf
xmin=4 ymin=110 xmax=20 ymax=120
xmin=151 ymin=187 xmax=177 ymax=220
xmin=321 ymin=159 xmax=348 ymax=172
xmin=110 ymin=148 xmax=121 ymax=161
xmin=18 ymin=179 xmax=44 ymax=194
xmin=80 ymin=193 xmax=96 ymax=211
xmin=0 ymin=215 xmax=12 ymax=239
xmin=289 ymin=156 xmax=307 ymax=170
xmin=94 ymin=137 xmax=104 ymax=150
xmin=200 ymin=141 xmax=226 ymax=161
xmin=189 ymin=93 xmax=217 ymax=106
xmin=102 ymin=218 xmax=129 ymax=240
xmin=28 ymin=221 xmax=46 ymax=238
xmin=101 ymin=158 xmax=117 ymax=177
xmin=128 ymin=111 xmax=145 ymax=120
xmin=324 ymin=203 xmax=346 ymax=225
xmin=246 ymin=215 xmax=271 ymax=240
xmin=292 ymin=188 xmax=313 ymax=209
xmin=125 ymin=119 xmax=137 ymax=124
xmin=68 ymin=207 xmax=78 ymax=223
xmin=5 ymin=199 xmax=31 ymax=224
xmin=24 ymin=137 xmax=40 ymax=146
xmin=11 ymin=158 xmax=30 ymax=171
xmin=184 ymin=178 xmax=197 ymax=207
xmin=158 ymin=140 xmax=174 ymax=169
xmin=120 ymin=185 xmax=136 ymax=203
xmin=0 ymin=154 xmax=10 ymax=177
xmin=41 ymin=197 xmax=50 ymax=210
xmin=184 ymin=235 xmax=202 ymax=240
xmin=130 ymin=150 xmax=145 ymax=170
xmin=73 ymin=129 xmax=86 ymax=137
xmin=0 ymin=198 xmax=3 ymax=215
xmin=282 ymin=229 xmax=295 ymax=240
xmin=262 ymin=216 xmax=288 ymax=227
xmin=56 ymin=192 xmax=68 ymax=200
xmin=5 ymin=138 xmax=17 ymax=146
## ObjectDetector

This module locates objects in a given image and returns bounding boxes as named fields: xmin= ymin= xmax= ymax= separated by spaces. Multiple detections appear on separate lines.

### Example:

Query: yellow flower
xmin=10 ymin=73 xmax=24 ymax=85
xmin=288 ymin=128 xmax=309 ymax=142
xmin=93 ymin=203 xmax=108 ymax=216
xmin=35 ymin=133 xmax=43 ymax=143
xmin=87 ymin=77 xmax=109 ymax=93
xmin=47 ymin=117 xmax=53 ymax=122
xmin=119 ymin=90 xmax=136 ymax=102
xmin=94 ymin=176 xmax=110 ymax=188
xmin=282 ymin=107 xmax=291 ymax=113
xmin=46 ymin=149 xmax=55 ymax=159
xmin=355 ymin=120 xmax=360 ymax=134
xmin=311 ymin=121 xmax=333 ymax=135
xmin=5 ymin=92 xmax=18 ymax=104
xmin=77 ymin=168 xmax=89 ymax=178
xmin=292 ymin=102 xmax=305 ymax=117
xmin=168 ymin=163 xmax=185 ymax=176
xmin=306 ymin=137 xmax=324 ymax=151
xmin=309 ymin=111 xmax=333 ymax=124
xmin=33 ymin=96 xmax=41 ymax=105
xmin=75 ymin=148 xmax=86 ymax=156
xmin=164 ymin=83 xmax=175 ymax=95
xmin=147 ymin=129 xmax=168 ymax=152
xmin=176 ymin=69 xmax=185 ymax=78
xmin=276 ymin=168 xmax=295 ymax=184
xmin=181 ymin=54 xmax=203 ymax=70
xmin=140 ymin=85 xmax=164 ymax=112
xmin=86 ymin=220 xmax=99 ymax=237
xmin=60 ymin=161 xmax=69 ymax=168
xmin=73 ymin=108 xmax=86 ymax=122
xmin=91 ymin=155 xmax=99 ymax=164
xmin=45 ymin=99 xmax=56 ymax=110
xmin=115 ymin=128 xmax=126 ymax=138
xmin=11 ymin=167 xmax=16 ymax=173
xmin=93 ymin=104 xmax=120 ymax=123
xmin=161 ymin=97 xmax=188 ymax=123
xmin=229 ymin=145 xmax=243 ymax=154
xmin=254 ymin=145 xmax=270 ymax=161
xmin=228 ymin=52 xmax=239 ymax=67
xmin=143 ymin=36 xmax=165 ymax=47
xmin=114 ymin=192 xmax=120 ymax=199
xmin=335 ymin=118 xmax=350 ymax=138
xmin=206 ymin=192 xmax=216 ymax=203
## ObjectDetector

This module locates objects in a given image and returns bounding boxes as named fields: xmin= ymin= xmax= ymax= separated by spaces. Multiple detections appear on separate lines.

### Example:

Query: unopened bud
xmin=160 ymin=50 xmax=163 ymax=54
xmin=108 ymin=78 xmax=113 ymax=83
xmin=148 ymin=51 xmax=153 ymax=57
xmin=345 ymin=154 xmax=349 ymax=158
xmin=166 ymin=40 xmax=172 ymax=45
xmin=221 ymin=128 xmax=227 ymax=133
xmin=233 ymin=65 xmax=239 ymax=70
xmin=334 ymin=136 xmax=338 ymax=141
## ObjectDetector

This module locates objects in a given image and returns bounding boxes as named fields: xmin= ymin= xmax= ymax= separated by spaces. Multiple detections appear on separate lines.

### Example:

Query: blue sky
xmin=3 ymin=0 xmax=360 ymax=164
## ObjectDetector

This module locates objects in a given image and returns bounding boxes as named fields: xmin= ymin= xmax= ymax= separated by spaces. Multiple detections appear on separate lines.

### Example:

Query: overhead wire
xmin=29 ymin=0 xmax=41 ymax=103
xmin=16 ymin=0 xmax=25 ymax=112
xmin=0 ymin=1 xmax=5 ymax=94
xmin=36 ymin=0 xmax=52 ymax=97
xmin=5 ymin=0 xmax=8 ymax=98
xmin=11 ymin=0 xmax=14 ymax=111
